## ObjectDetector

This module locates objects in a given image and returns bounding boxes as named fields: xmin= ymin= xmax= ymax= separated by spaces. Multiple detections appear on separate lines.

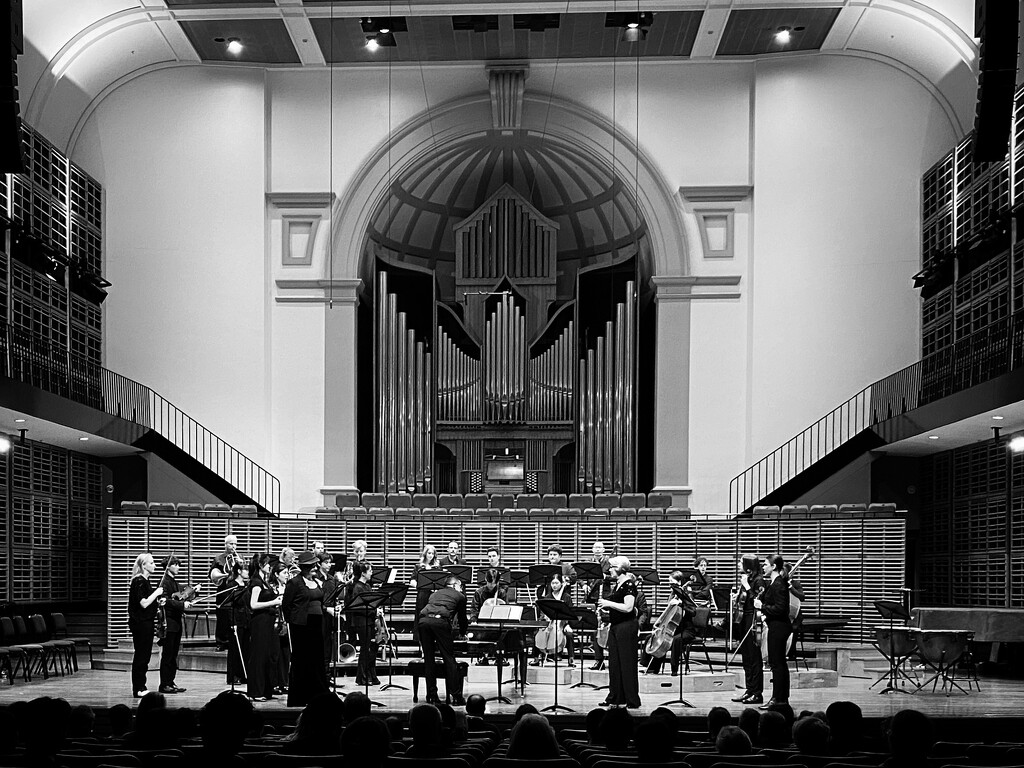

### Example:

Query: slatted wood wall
xmin=107 ymin=514 xmax=905 ymax=644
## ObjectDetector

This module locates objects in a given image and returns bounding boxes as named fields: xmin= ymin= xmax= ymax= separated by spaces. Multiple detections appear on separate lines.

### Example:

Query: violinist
xmin=210 ymin=535 xmax=240 ymax=652
xmin=531 ymin=572 xmax=575 ymax=667
xmin=645 ymin=570 xmax=697 ymax=676
xmin=546 ymin=545 xmax=577 ymax=585
xmin=246 ymin=553 xmax=283 ymax=701
xmin=692 ymin=556 xmax=718 ymax=609
xmin=730 ymin=554 xmax=765 ymax=704
xmin=128 ymin=552 xmax=165 ymax=698
xmin=226 ymin=560 xmax=250 ymax=686
xmin=347 ymin=560 xmax=381 ymax=686
xmin=158 ymin=555 xmax=191 ymax=694
xmin=753 ymin=553 xmax=791 ymax=708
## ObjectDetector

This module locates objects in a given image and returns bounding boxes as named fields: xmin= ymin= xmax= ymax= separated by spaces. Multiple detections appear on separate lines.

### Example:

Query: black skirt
xmin=287 ymin=614 xmax=329 ymax=707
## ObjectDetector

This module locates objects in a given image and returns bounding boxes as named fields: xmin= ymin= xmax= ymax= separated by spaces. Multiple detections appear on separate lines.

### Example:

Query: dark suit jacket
xmin=160 ymin=574 xmax=186 ymax=633
xmin=282 ymin=574 xmax=323 ymax=626
xmin=761 ymin=574 xmax=791 ymax=626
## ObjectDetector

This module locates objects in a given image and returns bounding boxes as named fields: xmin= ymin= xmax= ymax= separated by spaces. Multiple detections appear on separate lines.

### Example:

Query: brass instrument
xmin=338 ymin=642 xmax=357 ymax=663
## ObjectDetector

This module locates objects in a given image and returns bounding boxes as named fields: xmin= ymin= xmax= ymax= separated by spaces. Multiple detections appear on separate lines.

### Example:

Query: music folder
xmin=479 ymin=602 xmax=524 ymax=622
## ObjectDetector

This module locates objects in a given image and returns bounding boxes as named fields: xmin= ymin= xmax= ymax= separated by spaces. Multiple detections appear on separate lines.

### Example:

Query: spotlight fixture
xmin=0 ymin=436 xmax=11 ymax=454
xmin=360 ymin=17 xmax=405 ymax=49
xmin=927 ymin=435 xmax=940 ymax=440
xmin=605 ymin=11 xmax=653 ymax=42
xmin=1010 ymin=435 xmax=1024 ymax=453
xmin=774 ymin=27 xmax=791 ymax=44
xmin=70 ymin=265 xmax=111 ymax=305
xmin=993 ymin=415 xmax=1005 ymax=420
xmin=14 ymin=418 xmax=24 ymax=423
xmin=213 ymin=37 xmax=244 ymax=55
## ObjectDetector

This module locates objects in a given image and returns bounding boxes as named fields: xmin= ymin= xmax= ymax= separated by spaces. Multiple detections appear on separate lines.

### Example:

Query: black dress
xmin=246 ymin=577 xmax=279 ymax=699
xmin=128 ymin=575 xmax=157 ymax=694
xmin=411 ymin=563 xmax=441 ymax=643
xmin=283 ymin=576 xmax=329 ymax=707
xmin=605 ymin=577 xmax=641 ymax=708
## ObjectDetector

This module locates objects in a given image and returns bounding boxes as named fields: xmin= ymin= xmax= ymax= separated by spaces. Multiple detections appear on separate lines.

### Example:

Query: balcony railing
xmin=729 ymin=312 xmax=1024 ymax=516
xmin=0 ymin=321 xmax=280 ymax=517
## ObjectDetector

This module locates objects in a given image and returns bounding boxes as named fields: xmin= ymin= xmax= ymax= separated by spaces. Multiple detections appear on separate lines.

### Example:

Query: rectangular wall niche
xmin=282 ymin=215 xmax=319 ymax=266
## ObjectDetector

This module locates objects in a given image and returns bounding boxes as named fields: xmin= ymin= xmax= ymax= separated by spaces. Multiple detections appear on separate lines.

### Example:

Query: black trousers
xmin=129 ymin=620 xmax=154 ymax=693
xmin=215 ymin=605 xmax=232 ymax=648
xmin=159 ymin=630 xmax=181 ymax=687
xmin=353 ymin=622 xmax=378 ymax=684
xmin=645 ymin=629 xmax=696 ymax=675
xmin=606 ymin=618 xmax=640 ymax=707
xmin=766 ymin=618 xmax=791 ymax=702
xmin=288 ymin=615 xmax=329 ymax=707
xmin=738 ymin=613 xmax=763 ymax=695
xmin=276 ymin=634 xmax=291 ymax=690
xmin=419 ymin=616 xmax=461 ymax=700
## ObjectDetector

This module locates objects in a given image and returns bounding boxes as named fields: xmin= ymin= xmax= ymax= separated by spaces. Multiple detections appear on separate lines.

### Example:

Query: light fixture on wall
xmin=0 ymin=435 xmax=10 ymax=454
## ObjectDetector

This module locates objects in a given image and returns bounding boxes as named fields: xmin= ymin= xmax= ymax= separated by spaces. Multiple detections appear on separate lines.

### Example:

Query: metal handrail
xmin=729 ymin=312 xmax=1024 ymax=516
xmin=0 ymin=321 xmax=280 ymax=516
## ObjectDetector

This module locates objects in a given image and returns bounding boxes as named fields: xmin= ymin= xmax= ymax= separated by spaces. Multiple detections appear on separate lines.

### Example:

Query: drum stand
xmin=871 ymin=600 xmax=914 ymax=695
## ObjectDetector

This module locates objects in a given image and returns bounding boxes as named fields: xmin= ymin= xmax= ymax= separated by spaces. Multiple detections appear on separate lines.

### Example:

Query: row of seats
xmin=313 ymin=506 xmax=691 ymax=521
xmin=334 ymin=492 xmax=675 ymax=511
xmin=0 ymin=612 xmax=91 ymax=684
xmin=120 ymin=502 xmax=260 ymax=517
xmin=752 ymin=503 xmax=899 ymax=518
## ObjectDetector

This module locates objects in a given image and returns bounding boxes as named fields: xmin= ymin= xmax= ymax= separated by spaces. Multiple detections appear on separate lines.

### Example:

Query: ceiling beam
xmin=277 ymin=0 xmax=326 ymax=66
xmin=138 ymin=0 xmax=201 ymax=63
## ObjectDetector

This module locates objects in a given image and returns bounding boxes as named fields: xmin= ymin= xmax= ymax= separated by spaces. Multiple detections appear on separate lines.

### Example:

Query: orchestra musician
xmin=645 ymin=570 xmax=697 ymax=676
xmin=692 ymin=555 xmax=718 ymax=609
xmin=753 ymin=553 xmax=791 ymax=708
xmin=730 ymin=554 xmax=765 ymax=704
xmin=531 ymin=572 xmax=575 ymax=667
xmin=410 ymin=544 xmax=442 ymax=643
xmin=343 ymin=539 xmax=372 ymax=583
xmin=316 ymin=552 xmax=338 ymax=668
xmin=128 ymin=553 xmax=165 ymax=698
xmin=586 ymin=541 xmax=611 ymax=670
xmin=209 ymin=535 xmax=240 ymax=651
xmin=312 ymin=540 xmax=326 ymax=557
xmin=418 ymin=574 xmax=469 ymax=706
xmin=471 ymin=563 xmax=510 ymax=666
xmin=282 ymin=550 xmax=330 ymax=707
xmin=597 ymin=555 xmax=641 ymax=709
xmin=246 ymin=553 xmax=283 ymax=702
xmin=347 ymin=561 xmax=381 ymax=686
xmin=546 ymin=545 xmax=577 ymax=585
xmin=280 ymin=547 xmax=300 ymax=579
xmin=272 ymin=562 xmax=291 ymax=696
xmin=157 ymin=555 xmax=191 ymax=694
xmin=443 ymin=541 xmax=463 ymax=566
xmin=226 ymin=560 xmax=250 ymax=686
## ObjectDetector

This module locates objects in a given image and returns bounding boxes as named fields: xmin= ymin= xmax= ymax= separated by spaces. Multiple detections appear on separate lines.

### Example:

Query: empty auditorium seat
xmin=342 ymin=506 xmax=369 ymax=518
xmin=620 ymin=492 xmax=645 ymax=509
xmin=809 ymin=504 xmax=838 ymax=516
xmin=334 ymin=491 xmax=360 ymax=508
xmin=231 ymin=504 xmax=258 ymax=517
xmin=438 ymin=493 xmax=464 ymax=510
xmin=610 ymin=507 xmax=636 ymax=518
xmin=388 ymin=492 xmax=413 ymax=508
xmin=594 ymin=493 xmax=619 ymax=509
xmin=203 ymin=503 xmax=232 ymax=516
xmin=315 ymin=506 xmax=341 ymax=518
xmin=148 ymin=502 xmax=177 ymax=516
xmin=464 ymin=493 xmax=489 ymax=510
xmin=175 ymin=503 xmax=203 ymax=514
xmin=781 ymin=505 xmax=809 ymax=517
xmin=638 ymin=507 xmax=667 ymax=519
xmin=120 ymin=501 xmax=148 ymax=513
xmin=490 ymin=493 xmax=515 ymax=510
xmin=476 ymin=507 xmax=503 ymax=519
xmin=394 ymin=507 xmax=419 ymax=517
xmin=753 ymin=505 xmax=781 ymax=518
xmin=367 ymin=506 xmax=392 ymax=517
xmin=839 ymin=503 xmax=867 ymax=514
xmin=543 ymin=493 xmax=567 ymax=508
xmin=413 ymin=493 xmax=437 ymax=510
xmin=665 ymin=506 xmax=691 ymax=519
xmin=361 ymin=492 xmax=387 ymax=508
xmin=646 ymin=492 xmax=672 ymax=509
xmin=516 ymin=493 xmax=542 ymax=510
xmin=586 ymin=506 xmax=609 ymax=517
xmin=569 ymin=493 xmax=593 ymax=509
xmin=868 ymin=502 xmax=898 ymax=514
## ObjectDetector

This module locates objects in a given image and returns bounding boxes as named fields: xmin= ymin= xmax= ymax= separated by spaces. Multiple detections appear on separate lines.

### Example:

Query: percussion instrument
xmin=869 ymin=624 xmax=918 ymax=693
xmin=911 ymin=628 xmax=974 ymax=696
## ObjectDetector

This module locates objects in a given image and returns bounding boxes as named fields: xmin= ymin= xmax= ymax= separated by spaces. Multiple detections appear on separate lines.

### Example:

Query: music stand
xmin=345 ymin=589 xmax=389 ymax=707
xmin=478 ymin=566 xmax=511 ymax=585
xmin=378 ymin=584 xmax=408 ymax=691
xmin=632 ymin=567 xmax=660 ymax=586
xmin=447 ymin=565 xmax=473 ymax=586
xmin=568 ymin=607 xmax=599 ymax=689
xmin=478 ymin=602 xmax=523 ymax=705
xmin=536 ymin=598 xmax=576 ymax=713
xmin=530 ymin=564 xmax=562 ymax=587
xmin=322 ymin=580 xmax=347 ymax=698
xmin=573 ymin=562 xmax=607 ymax=673
xmin=872 ymin=600 xmax=914 ymax=695
xmin=370 ymin=566 xmax=395 ymax=586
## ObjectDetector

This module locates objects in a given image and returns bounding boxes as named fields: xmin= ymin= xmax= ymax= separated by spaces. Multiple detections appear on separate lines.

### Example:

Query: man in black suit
xmin=158 ymin=555 xmax=192 ymax=693
xmin=418 ymin=575 xmax=469 ymax=706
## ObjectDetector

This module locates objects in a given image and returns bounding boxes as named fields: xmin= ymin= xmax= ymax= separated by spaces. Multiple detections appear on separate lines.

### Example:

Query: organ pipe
xmin=481 ymin=294 xmax=526 ymax=423
xmin=527 ymin=322 xmax=574 ymax=422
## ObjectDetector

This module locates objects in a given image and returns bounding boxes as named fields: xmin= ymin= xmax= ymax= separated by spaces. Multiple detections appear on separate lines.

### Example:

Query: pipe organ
xmin=371 ymin=185 xmax=640 ymax=495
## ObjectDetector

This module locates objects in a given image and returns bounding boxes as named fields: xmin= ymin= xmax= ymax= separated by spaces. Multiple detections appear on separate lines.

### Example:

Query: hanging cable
xmin=327 ymin=0 xmax=334 ymax=309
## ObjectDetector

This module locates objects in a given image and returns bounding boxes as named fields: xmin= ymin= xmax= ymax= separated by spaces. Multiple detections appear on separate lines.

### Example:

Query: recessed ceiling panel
xmin=311 ymin=12 xmax=703 ymax=64
xmin=167 ymin=0 xmax=276 ymax=5
xmin=179 ymin=18 xmax=300 ymax=64
xmin=717 ymin=8 xmax=840 ymax=56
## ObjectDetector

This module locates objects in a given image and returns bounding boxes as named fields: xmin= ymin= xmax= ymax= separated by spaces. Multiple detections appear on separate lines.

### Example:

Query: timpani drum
xmin=912 ymin=628 xmax=971 ymax=666
xmin=873 ymin=625 xmax=916 ymax=658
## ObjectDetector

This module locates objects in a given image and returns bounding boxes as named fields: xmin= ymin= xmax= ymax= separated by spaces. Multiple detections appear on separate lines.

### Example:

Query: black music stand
xmin=658 ymin=605 xmax=696 ymax=710
xmin=632 ymin=567 xmax=660 ymax=587
xmin=573 ymin=562 xmax=607 ymax=673
xmin=477 ymin=602 xmax=522 ymax=705
xmin=370 ymin=566 xmax=395 ymax=586
xmin=872 ymin=599 xmax=915 ymax=695
xmin=478 ymin=566 xmax=511 ymax=586
xmin=568 ymin=607 xmax=599 ymax=689
xmin=530 ymin=564 xmax=562 ymax=588
xmin=535 ymin=598 xmax=576 ymax=713
xmin=345 ymin=589 xmax=388 ymax=707
xmin=378 ymin=584 xmax=408 ymax=692
xmin=447 ymin=565 xmax=473 ymax=586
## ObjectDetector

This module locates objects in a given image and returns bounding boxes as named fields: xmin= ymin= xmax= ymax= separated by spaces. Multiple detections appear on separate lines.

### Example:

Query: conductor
xmin=418 ymin=575 xmax=469 ymax=707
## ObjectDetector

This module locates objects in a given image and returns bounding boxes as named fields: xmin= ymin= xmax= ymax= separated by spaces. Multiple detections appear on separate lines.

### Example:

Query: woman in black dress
xmin=246 ymin=553 xmax=282 ymax=701
xmin=128 ymin=553 xmax=165 ymax=698
xmin=754 ymin=553 xmax=791 ymax=707
xmin=282 ymin=550 xmax=329 ymax=707
xmin=597 ymin=555 xmax=641 ymax=708
xmin=409 ymin=545 xmax=441 ymax=643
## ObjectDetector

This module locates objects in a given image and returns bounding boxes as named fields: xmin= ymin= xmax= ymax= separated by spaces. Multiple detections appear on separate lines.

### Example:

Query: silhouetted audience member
xmin=0 ymin=709 xmax=17 ymax=754
xmin=67 ymin=705 xmax=96 ymax=739
xmin=707 ymin=706 xmax=732 ymax=741
xmin=407 ymin=703 xmax=445 ymax=758
xmin=436 ymin=701 xmax=468 ymax=744
xmin=768 ymin=701 xmax=795 ymax=729
xmin=341 ymin=715 xmax=392 ymax=768
xmin=602 ymin=707 xmax=635 ymax=751
xmin=125 ymin=706 xmax=179 ymax=749
xmin=885 ymin=709 xmax=933 ymax=768
xmin=508 ymin=713 xmax=560 ymax=759
xmin=738 ymin=707 xmax=760 ymax=747
xmin=635 ymin=719 xmax=675 ymax=762
xmin=22 ymin=697 xmax=72 ymax=763
xmin=385 ymin=715 xmax=404 ymax=742
xmin=107 ymin=704 xmax=133 ymax=738
xmin=136 ymin=691 xmax=166 ymax=718
xmin=172 ymin=707 xmax=198 ymax=739
xmin=649 ymin=706 xmax=679 ymax=733
xmin=465 ymin=694 xmax=500 ymax=740
xmin=716 ymin=725 xmax=753 ymax=755
xmin=585 ymin=708 xmax=607 ymax=745
xmin=344 ymin=690 xmax=372 ymax=724
xmin=514 ymin=703 xmax=539 ymax=723
xmin=758 ymin=710 xmax=791 ymax=749
xmin=793 ymin=716 xmax=831 ymax=755
xmin=826 ymin=700 xmax=864 ymax=755
xmin=7 ymin=700 xmax=28 ymax=747
xmin=200 ymin=691 xmax=254 ymax=758
xmin=284 ymin=692 xmax=344 ymax=754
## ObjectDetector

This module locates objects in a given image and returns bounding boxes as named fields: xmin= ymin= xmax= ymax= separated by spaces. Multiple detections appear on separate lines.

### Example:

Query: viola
xmin=172 ymin=584 xmax=201 ymax=602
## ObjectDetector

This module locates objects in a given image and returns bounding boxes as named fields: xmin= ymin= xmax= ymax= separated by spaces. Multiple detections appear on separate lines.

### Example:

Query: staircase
xmin=731 ymin=312 xmax=1024 ymax=516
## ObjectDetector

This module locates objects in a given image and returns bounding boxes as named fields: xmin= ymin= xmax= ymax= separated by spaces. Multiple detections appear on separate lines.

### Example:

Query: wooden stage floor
xmin=1 ymin=666 xmax=1021 ymax=721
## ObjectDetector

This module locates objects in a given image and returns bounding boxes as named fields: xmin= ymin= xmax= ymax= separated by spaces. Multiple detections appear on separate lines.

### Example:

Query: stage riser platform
xmin=731 ymin=668 xmax=839 ymax=689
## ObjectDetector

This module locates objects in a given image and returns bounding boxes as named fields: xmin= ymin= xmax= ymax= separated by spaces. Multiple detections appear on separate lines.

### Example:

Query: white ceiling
xmin=0 ymin=405 xmax=141 ymax=457
xmin=873 ymin=400 xmax=1024 ymax=457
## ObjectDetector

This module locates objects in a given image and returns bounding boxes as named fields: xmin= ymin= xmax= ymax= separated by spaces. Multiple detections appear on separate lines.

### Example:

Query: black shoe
xmin=598 ymin=699 xmax=611 ymax=707
xmin=355 ymin=679 xmax=366 ymax=686
xmin=173 ymin=685 xmax=187 ymax=693
xmin=158 ymin=685 xmax=179 ymax=694
xmin=370 ymin=678 xmax=381 ymax=686
xmin=589 ymin=662 xmax=605 ymax=671
xmin=425 ymin=694 xmax=441 ymax=705
xmin=133 ymin=690 xmax=147 ymax=699
xmin=567 ymin=660 xmax=576 ymax=667
xmin=730 ymin=692 xmax=749 ymax=702
xmin=744 ymin=694 xmax=763 ymax=704
xmin=758 ymin=697 xmax=780 ymax=709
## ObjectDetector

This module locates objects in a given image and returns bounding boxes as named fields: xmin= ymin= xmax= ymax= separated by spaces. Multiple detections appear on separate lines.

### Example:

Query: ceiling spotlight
xmin=1010 ymin=435 xmax=1024 ymax=453
xmin=993 ymin=415 xmax=1005 ymax=420
xmin=79 ymin=436 xmax=90 ymax=442
xmin=226 ymin=38 xmax=243 ymax=55
xmin=622 ymin=24 xmax=646 ymax=43
xmin=14 ymin=418 xmax=24 ymax=423
xmin=365 ymin=36 xmax=380 ymax=51
xmin=0 ymin=436 xmax=11 ymax=454
xmin=774 ymin=27 xmax=792 ymax=44
xmin=928 ymin=435 xmax=939 ymax=440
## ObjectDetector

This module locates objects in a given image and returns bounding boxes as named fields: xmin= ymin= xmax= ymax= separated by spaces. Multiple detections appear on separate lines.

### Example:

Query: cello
xmin=645 ymin=575 xmax=694 ymax=658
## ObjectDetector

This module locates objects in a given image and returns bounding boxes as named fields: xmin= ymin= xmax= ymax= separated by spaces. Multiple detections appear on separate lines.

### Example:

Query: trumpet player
xmin=347 ymin=561 xmax=380 ymax=686
xmin=210 ymin=535 xmax=240 ymax=652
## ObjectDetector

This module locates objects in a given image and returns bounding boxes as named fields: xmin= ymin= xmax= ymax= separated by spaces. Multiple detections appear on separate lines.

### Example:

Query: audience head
xmin=513 ymin=703 xmax=539 ymax=723
xmin=707 ymin=706 xmax=732 ymax=738
xmin=465 ymin=694 xmax=487 ymax=717
xmin=793 ymin=715 xmax=831 ymax=755
xmin=295 ymin=692 xmax=344 ymax=751
xmin=409 ymin=704 xmax=443 ymax=747
xmin=635 ymin=719 xmax=674 ymax=762
xmin=200 ymin=691 xmax=254 ymax=757
xmin=173 ymin=707 xmax=198 ymax=739
xmin=108 ymin=704 xmax=133 ymax=737
xmin=826 ymin=700 xmax=863 ymax=754
xmin=343 ymin=691 xmax=372 ymax=724
xmin=758 ymin=710 xmax=791 ymax=749
xmin=887 ymin=709 xmax=934 ymax=759
xmin=68 ymin=704 xmax=96 ymax=738
xmin=385 ymin=716 xmax=404 ymax=741
xmin=508 ymin=713 xmax=560 ymax=760
xmin=768 ymin=701 xmax=795 ymax=728
xmin=133 ymin=706 xmax=178 ymax=749
xmin=22 ymin=697 xmax=72 ymax=755
xmin=136 ymin=691 xmax=166 ymax=718
xmin=602 ymin=707 xmax=635 ymax=751
xmin=585 ymin=708 xmax=607 ymax=744
xmin=738 ymin=707 xmax=760 ymax=746
xmin=341 ymin=716 xmax=392 ymax=768
xmin=649 ymin=706 xmax=679 ymax=733
xmin=716 ymin=725 xmax=753 ymax=755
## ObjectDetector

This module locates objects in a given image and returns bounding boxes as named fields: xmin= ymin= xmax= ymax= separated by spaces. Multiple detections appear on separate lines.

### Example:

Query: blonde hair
xmin=608 ymin=555 xmax=631 ymax=572
xmin=130 ymin=553 xmax=153 ymax=582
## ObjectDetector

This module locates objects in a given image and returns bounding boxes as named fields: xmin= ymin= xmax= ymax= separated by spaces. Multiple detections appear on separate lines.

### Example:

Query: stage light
xmin=79 ymin=436 xmax=90 ymax=442
xmin=365 ymin=36 xmax=380 ymax=51
xmin=928 ymin=435 xmax=939 ymax=440
xmin=1010 ymin=436 xmax=1024 ymax=453
xmin=226 ymin=38 xmax=243 ymax=55
xmin=993 ymin=415 xmax=1005 ymax=420
xmin=0 ymin=436 xmax=11 ymax=454
xmin=774 ymin=27 xmax=791 ymax=44
xmin=14 ymin=418 xmax=24 ymax=423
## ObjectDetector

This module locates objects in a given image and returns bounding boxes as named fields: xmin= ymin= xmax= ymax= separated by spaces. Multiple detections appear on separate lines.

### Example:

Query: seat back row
xmin=337 ymin=492 xmax=673 ymax=511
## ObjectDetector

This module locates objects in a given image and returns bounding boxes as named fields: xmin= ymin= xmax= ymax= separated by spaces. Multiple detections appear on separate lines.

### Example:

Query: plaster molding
xmin=652 ymin=275 xmax=742 ymax=301
xmin=268 ymin=192 xmax=336 ymax=208
xmin=275 ymin=278 xmax=362 ymax=304
xmin=679 ymin=186 xmax=752 ymax=204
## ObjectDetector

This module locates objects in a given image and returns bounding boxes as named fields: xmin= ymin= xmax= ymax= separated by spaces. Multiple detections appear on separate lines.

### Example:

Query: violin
xmin=172 ymin=584 xmax=201 ymax=602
